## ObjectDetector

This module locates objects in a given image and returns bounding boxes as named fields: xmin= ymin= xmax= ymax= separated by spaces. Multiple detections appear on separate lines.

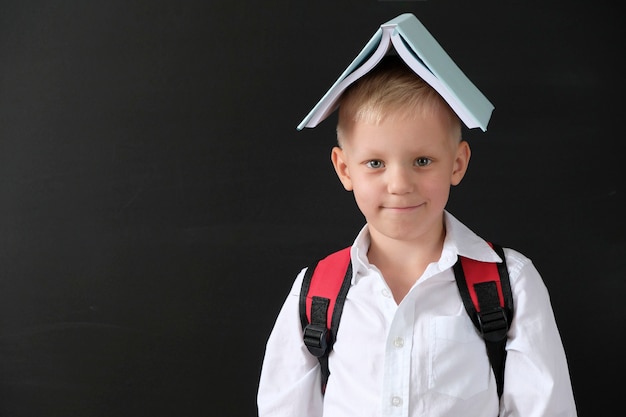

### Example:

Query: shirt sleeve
xmin=257 ymin=268 xmax=325 ymax=417
xmin=500 ymin=249 xmax=578 ymax=417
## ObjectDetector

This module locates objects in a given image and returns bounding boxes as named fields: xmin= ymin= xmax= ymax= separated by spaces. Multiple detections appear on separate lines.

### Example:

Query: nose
xmin=386 ymin=165 xmax=414 ymax=195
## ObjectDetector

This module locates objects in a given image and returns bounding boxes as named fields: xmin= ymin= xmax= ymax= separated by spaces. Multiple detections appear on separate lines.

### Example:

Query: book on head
xmin=297 ymin=13 xmax=494 ymax=132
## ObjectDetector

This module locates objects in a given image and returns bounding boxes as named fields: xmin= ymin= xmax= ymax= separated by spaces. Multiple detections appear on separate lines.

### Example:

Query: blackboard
xmin=0 ymin=1 xmax=623 ymax=416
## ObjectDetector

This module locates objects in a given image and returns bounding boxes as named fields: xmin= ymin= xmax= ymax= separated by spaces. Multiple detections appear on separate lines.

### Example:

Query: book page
xmin=393 ymin=15 xmax=493 ymax=130
xmin=298 ymin=28 xmax=392 ymax=129
xmin=390 ymin=34 xmax=479 ymax=129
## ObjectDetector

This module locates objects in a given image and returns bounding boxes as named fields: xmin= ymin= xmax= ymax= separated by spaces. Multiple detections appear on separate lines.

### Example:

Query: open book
xmin=297 ymin=13 xmax=494 ymax=132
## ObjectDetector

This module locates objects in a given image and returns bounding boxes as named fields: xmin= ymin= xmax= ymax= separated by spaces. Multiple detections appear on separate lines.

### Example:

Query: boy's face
xmin=332 ymin=109 xmax=470 ymax=245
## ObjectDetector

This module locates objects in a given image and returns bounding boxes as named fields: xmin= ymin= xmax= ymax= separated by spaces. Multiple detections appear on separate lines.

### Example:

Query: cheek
xmin=422 ymin=177 xmax=452 ymax=202
xmin=351 ymin=181 xmax=378 ymax=210
xmin=415 ymin=172 xmax=451 ymax=194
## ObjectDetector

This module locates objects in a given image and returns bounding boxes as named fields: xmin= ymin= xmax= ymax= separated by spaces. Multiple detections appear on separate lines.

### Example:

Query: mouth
xmin=383 ymin=203 xmax=424 ymax=212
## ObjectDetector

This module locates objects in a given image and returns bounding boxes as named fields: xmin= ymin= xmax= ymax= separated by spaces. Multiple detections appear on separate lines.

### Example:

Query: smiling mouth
xmin=383 ymin=203 xmax=423 ymax=211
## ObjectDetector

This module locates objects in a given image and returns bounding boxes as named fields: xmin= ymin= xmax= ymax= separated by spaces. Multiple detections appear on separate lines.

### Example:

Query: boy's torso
xmin=318 ymin=252 xmax=500 ymax=416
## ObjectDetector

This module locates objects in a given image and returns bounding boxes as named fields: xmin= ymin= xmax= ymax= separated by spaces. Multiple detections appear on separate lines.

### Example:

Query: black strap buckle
xmin=303 ymin=324 xmax=328 ymax=357
xmin=477 ymin=308 xmax=508 ymax=343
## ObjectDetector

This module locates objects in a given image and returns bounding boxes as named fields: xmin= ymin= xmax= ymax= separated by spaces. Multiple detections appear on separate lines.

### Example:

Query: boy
xmin=258 ymin=25 xmax=577 ymax=417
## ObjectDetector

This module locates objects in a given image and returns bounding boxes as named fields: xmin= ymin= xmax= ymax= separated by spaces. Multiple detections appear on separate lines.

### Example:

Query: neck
xmin=366 ymin=221 xmax=446 ymax=303
xmin=369 ymin=228 xmax=445 ymax=267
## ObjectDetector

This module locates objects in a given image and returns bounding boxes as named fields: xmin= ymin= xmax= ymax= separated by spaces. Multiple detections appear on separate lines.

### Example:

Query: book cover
xmin=297 ymin=13 xmax=494 ymax=132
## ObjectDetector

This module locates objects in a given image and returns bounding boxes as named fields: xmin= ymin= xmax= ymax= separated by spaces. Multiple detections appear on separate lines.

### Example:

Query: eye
xmin=415 ymin=157 xmax=432 ymax=167
xmin=366 ymin=160 xmax=384 ymax=169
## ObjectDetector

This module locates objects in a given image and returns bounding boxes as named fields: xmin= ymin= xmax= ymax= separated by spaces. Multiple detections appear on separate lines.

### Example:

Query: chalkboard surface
xmin=1 ymin=1 xmax=623 ymax=416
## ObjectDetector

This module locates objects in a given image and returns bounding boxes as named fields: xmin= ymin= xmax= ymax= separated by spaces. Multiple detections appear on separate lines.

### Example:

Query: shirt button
xmin=391 ymin=396 xmax=402 ymax=407
xmin=393 ymin=337 xmax=404 ymax=348
xmin=381 ymin=288 xmax=391 ymax=298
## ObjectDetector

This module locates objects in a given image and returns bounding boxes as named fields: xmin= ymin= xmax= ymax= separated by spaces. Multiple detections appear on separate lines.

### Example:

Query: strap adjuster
xmin=303 ymin=324 xmax=328 ymax=357
xmin=477 ymin=308 xmax=508 ymax=343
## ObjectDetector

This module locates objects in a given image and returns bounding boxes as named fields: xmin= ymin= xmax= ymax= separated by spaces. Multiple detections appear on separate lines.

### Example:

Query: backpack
xmin=299 ymin=243 xmax=513 ymax=398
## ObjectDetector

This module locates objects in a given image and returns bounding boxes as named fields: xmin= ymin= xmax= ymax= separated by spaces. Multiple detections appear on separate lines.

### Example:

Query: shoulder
xmin=501 ymin=247 xmax=534 ymax=277
xmin=501 ymin=246 xmax=550 ymax=299
xmin=285 ymin=267 xmax=308 ymax=297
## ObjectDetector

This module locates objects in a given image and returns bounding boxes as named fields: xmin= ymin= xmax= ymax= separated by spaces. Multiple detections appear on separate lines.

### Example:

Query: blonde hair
xmin=336 ymin=55 xmax=461 ymax=144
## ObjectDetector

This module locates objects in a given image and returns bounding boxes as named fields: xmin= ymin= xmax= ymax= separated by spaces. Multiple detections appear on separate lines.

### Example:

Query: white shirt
xmin=258 ymin=211 xmax=577 ymax=416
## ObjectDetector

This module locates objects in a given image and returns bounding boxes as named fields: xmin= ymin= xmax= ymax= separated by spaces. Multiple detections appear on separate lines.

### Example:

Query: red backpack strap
xmin=453 ymin=242 xmax=513 ymax=398
xmin=299 ymin=247 xmax=352 ymax=393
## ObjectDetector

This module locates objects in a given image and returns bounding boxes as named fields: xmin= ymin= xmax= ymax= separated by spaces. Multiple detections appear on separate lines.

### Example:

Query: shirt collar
xmin=442 ymin=211 xmax=502 ymax=263
xmin=349 ymin=211 xmax=502 ymax=284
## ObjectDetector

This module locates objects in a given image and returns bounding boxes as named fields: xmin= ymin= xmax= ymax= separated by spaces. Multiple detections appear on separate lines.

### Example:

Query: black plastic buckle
xmin=477 ymin=308 xmax=508 ymax=343
xmin=303 ymin=324 xmax=329 ymax=357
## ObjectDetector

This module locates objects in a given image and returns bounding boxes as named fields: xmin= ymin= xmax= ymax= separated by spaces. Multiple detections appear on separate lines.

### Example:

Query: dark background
xmin=0 ymin=1 xmax=623 ymax=416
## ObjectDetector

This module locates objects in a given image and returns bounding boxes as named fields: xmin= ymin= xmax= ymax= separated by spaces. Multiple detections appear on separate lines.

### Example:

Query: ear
xmin=331 ymin=146 xmax=353 ymax=191
xmin=451 ymin=140 xmax=471 ymax=186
